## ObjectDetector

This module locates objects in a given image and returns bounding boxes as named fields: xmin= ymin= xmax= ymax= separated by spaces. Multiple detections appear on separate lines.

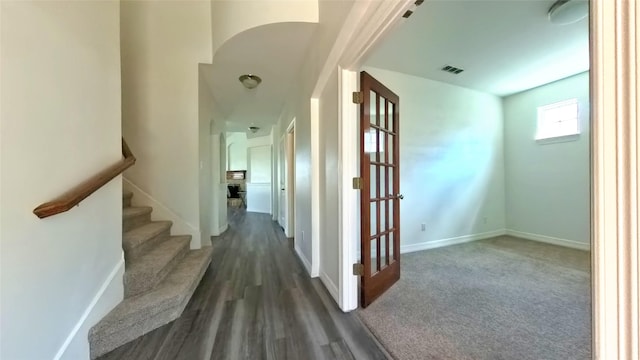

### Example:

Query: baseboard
xmin=123 ymin=178 xmax=201 ymax=249
xmin=319 ymin=271 xmax=340 ymax=304
xmin=55 ymin=257 xmax=125 ymax=360
xmin=400 ymin=229 xmax=507 ymax=254
xmin=295 ymin=245 xmax=313 ymax=276
xmin=506 ymin=229 xmax=590 ymax=251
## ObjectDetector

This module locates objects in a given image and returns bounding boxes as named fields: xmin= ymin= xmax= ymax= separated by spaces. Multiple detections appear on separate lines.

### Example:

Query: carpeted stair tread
xmin=122 ymin=206 xmax=153 ymax=233
xmin=123 ymin=221 xmax=172 ymax=254
xmin=124 ymin=235 xmax=191 ymax=297
xmin=123 ymin=206 xmax=152 ymax=220
xmin=89 ymin=247 xmax=213 ymax=358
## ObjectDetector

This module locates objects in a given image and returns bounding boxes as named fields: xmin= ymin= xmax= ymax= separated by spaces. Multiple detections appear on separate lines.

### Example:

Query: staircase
xmin=89 ymin=190 xmax=212 ymax=359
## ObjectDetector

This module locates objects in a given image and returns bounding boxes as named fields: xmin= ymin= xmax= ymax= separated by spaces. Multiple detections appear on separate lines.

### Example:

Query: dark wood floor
xmin=98 ymin=208 xmax=389 ymax=360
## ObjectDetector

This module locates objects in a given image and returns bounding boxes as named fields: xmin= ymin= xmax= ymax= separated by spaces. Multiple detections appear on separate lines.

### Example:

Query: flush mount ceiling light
xmin=248 ymin=126 xmax=260 ymax=133
xmin=239 ymin=74 xmax=262 ymax=89
xmin=548 ymin=0 xmax=588 ymax=25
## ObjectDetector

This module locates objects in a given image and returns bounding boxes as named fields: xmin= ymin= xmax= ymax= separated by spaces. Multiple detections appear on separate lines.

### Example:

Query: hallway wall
xmin=1 ymin=2 xmax=123 ymax=359
xmin=319 ymin=67 xmax=341 ymax=293
xmin=277 ymin=0 xmax=357 ymax=277
xmin=120 ymin=1 xmax=213 ymax=248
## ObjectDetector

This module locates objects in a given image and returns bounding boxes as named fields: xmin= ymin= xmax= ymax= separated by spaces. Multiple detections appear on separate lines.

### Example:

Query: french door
xmin=359 ymin=71 xmax=401 ymax=308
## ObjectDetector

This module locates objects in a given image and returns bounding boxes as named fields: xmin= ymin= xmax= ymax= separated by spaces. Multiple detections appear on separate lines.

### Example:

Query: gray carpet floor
xmin=358 ymin=236 xmax=591 ymax=360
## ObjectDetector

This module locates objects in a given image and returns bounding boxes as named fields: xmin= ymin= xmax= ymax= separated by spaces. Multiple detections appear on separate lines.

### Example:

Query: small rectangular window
xmin=536 ymin=99 xmax=580 ymax=140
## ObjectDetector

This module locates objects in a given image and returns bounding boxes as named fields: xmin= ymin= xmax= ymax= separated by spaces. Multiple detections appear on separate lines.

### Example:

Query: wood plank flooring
xmin=98 ymin=208 xmax=389 ymax=360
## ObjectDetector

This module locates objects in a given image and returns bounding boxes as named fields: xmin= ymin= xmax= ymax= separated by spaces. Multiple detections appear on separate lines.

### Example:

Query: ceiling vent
xmin=441 ymin=65 xmax=464 ymax=75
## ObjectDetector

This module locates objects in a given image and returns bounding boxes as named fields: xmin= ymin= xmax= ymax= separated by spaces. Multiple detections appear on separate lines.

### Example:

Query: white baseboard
xmin=506 ymin=229 xmax=590 ymax=251
xmin=55 ymin=257 xmax=125 ymax=360
xmin=123 ymin=178 xmax=201 ymax=249
xmin=400 ymin=229 xmax=507 ymax=254
xmin=319 ymin=271 xmax=340 ymax=304
xmin=295 ymin=245 xmax=313 ymax=276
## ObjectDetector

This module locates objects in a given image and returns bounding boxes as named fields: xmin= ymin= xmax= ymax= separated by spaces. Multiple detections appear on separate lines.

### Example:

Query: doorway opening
xmin=339 ymin=1 xmax=592 ymax=359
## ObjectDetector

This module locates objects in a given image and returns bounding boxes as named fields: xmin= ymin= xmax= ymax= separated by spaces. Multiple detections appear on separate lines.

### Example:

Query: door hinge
xmin=352 ymin=91 xmax=364 ymax=104
xmin=352 ymin=177 xmax=363 ymax=190
xmin=353 ymin=263 xmax=364 ymax=276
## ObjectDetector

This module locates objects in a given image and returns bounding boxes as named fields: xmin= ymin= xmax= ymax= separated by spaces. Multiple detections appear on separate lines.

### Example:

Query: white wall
xmin=277 ymin=0 xmax=356 ymax=275
xmin=362 ymin=67 xmax=507 ymax=252
xmin=210 ymin=132 xmax=228 ymax=236
xmin=226 ymin=132 xmax=248 ymax=170
xmin=319 ymin=68 xmax=341 ymax=290
xmin=210 ymin=0 xmax=318 ymax=57
xmin=1 ymin=2 xmax=123 ymax=359
xmin=120 ymin=1 xmax=212 ymax=248
xmin=198 ymin=66 xmax=213 ymax=246
xmin=503 ymin=72 xmax=590 ymax=248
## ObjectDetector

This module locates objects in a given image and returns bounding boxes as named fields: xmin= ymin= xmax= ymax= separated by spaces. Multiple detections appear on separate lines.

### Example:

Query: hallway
xmin=98 ymin=209 xmax=388 ymax=360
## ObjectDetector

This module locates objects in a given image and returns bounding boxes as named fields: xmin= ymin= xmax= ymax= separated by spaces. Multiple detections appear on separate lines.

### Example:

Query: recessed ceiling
xmin=204 ymin=22 xmax=317 ymax=138
xmin=364 ymin=0 xmax=590 ymax=97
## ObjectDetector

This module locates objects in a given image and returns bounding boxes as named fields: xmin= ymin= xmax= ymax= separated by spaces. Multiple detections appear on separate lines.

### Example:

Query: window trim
xmin=535 ymin=98 xmax=580 ymax=141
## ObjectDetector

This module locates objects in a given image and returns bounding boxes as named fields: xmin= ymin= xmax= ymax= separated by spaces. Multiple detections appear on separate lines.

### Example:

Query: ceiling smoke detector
xmin=248 ymin=126 xmax=260 ymax=133
xmin=239 ymin=74 xmax=262 ymax=89
xmin=548 ymin=0 xmax=588 ymax=25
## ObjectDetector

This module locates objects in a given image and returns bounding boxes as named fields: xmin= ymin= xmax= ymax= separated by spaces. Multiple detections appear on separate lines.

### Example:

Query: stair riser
xmin=123 ymin=212 xmax=151 ymax=233
xmin=90 ymin=305 xmax=183 ymax=359
xmin=124 ymin=229 xmax=170 ymax=263
xmin=124 ymin=244 xmax=189 ymax=298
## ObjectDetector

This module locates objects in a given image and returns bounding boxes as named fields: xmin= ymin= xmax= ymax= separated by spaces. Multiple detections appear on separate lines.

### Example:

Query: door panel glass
xmin=389 ymin=198 xmax=394 ymax=229
xmin=381 ymin=235 xmax=387 ymax=269
xmin=380 ymin=200 xmax=386 ymax=231
xmin=370 ymin=91 xmax=377 ymax=126
xmin=368 ymin=129 xmax=383 ymax=162
xmin=389 ymin=103 xmax=395 ymax=133
xmin=370 ymin=165 xmax=377 ymax=199
xmin=371 ymin=238 xmax=378 ymax=275
xmin=379 ymin=165 xmax=386 ymax=198
xmin=388 ymin=135 xmax=394 ymax=166
xmin=370 ymin=202 xmax=377 ymax=237
xmin=388 ymin=166 xmax=394 ymax=198
xmin=387 ymin=233 xmax=395 ymax=264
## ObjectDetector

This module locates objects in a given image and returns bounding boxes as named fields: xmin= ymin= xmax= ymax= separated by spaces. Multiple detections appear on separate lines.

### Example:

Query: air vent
xmin=441 ymin=65 xmax=465 ymax=75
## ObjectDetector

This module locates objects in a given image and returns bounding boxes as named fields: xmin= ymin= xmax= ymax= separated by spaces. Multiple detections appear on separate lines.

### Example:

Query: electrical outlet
xmin=421 ymin=223 xmax=426 ymax=231
xmin=301 ymin=231 xmax=304 ymax=242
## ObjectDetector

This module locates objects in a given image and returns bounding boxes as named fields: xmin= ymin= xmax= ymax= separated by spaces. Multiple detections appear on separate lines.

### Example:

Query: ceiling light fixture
xmin=239 ymin=74 xmax=262 ymax=89
xmin=548 ymin=0 xmax=588 ymax=25
xmin=248 ymin=126 xmax=260 ymax=133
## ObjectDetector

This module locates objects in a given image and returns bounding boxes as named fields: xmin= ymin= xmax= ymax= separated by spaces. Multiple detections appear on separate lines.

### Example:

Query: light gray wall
xmin=362 ymin=67 xmax=507 ymax=252
xmin=503 ymin=72 xmax=590 ymax=245
xmin=278 ymin=0 xmax=356 ymax=276
xmin=1 ymin=2 xmax=123 ymax=358
xmin=319 ymin=67 xmax=340 ymax=285
xmin=120 ymin=1 xmax=213 ymax=248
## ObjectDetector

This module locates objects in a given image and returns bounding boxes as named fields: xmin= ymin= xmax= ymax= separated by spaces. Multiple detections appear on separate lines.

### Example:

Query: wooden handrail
xmin=33 ymin=138 xmax=136 ymax=219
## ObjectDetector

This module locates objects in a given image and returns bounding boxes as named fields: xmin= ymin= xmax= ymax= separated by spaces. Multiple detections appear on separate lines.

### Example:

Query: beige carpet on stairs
xmin=88 ymin=190 xmax=212 ymax=359
xmin=358 ymin=236 xmax=591 ymax=360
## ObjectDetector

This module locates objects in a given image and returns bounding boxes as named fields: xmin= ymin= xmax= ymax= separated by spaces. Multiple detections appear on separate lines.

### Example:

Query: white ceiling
xmin=204 ymin=22 xmax=317 ymax=138
xmin=364 ymin=0 xmax=590 ymax=97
